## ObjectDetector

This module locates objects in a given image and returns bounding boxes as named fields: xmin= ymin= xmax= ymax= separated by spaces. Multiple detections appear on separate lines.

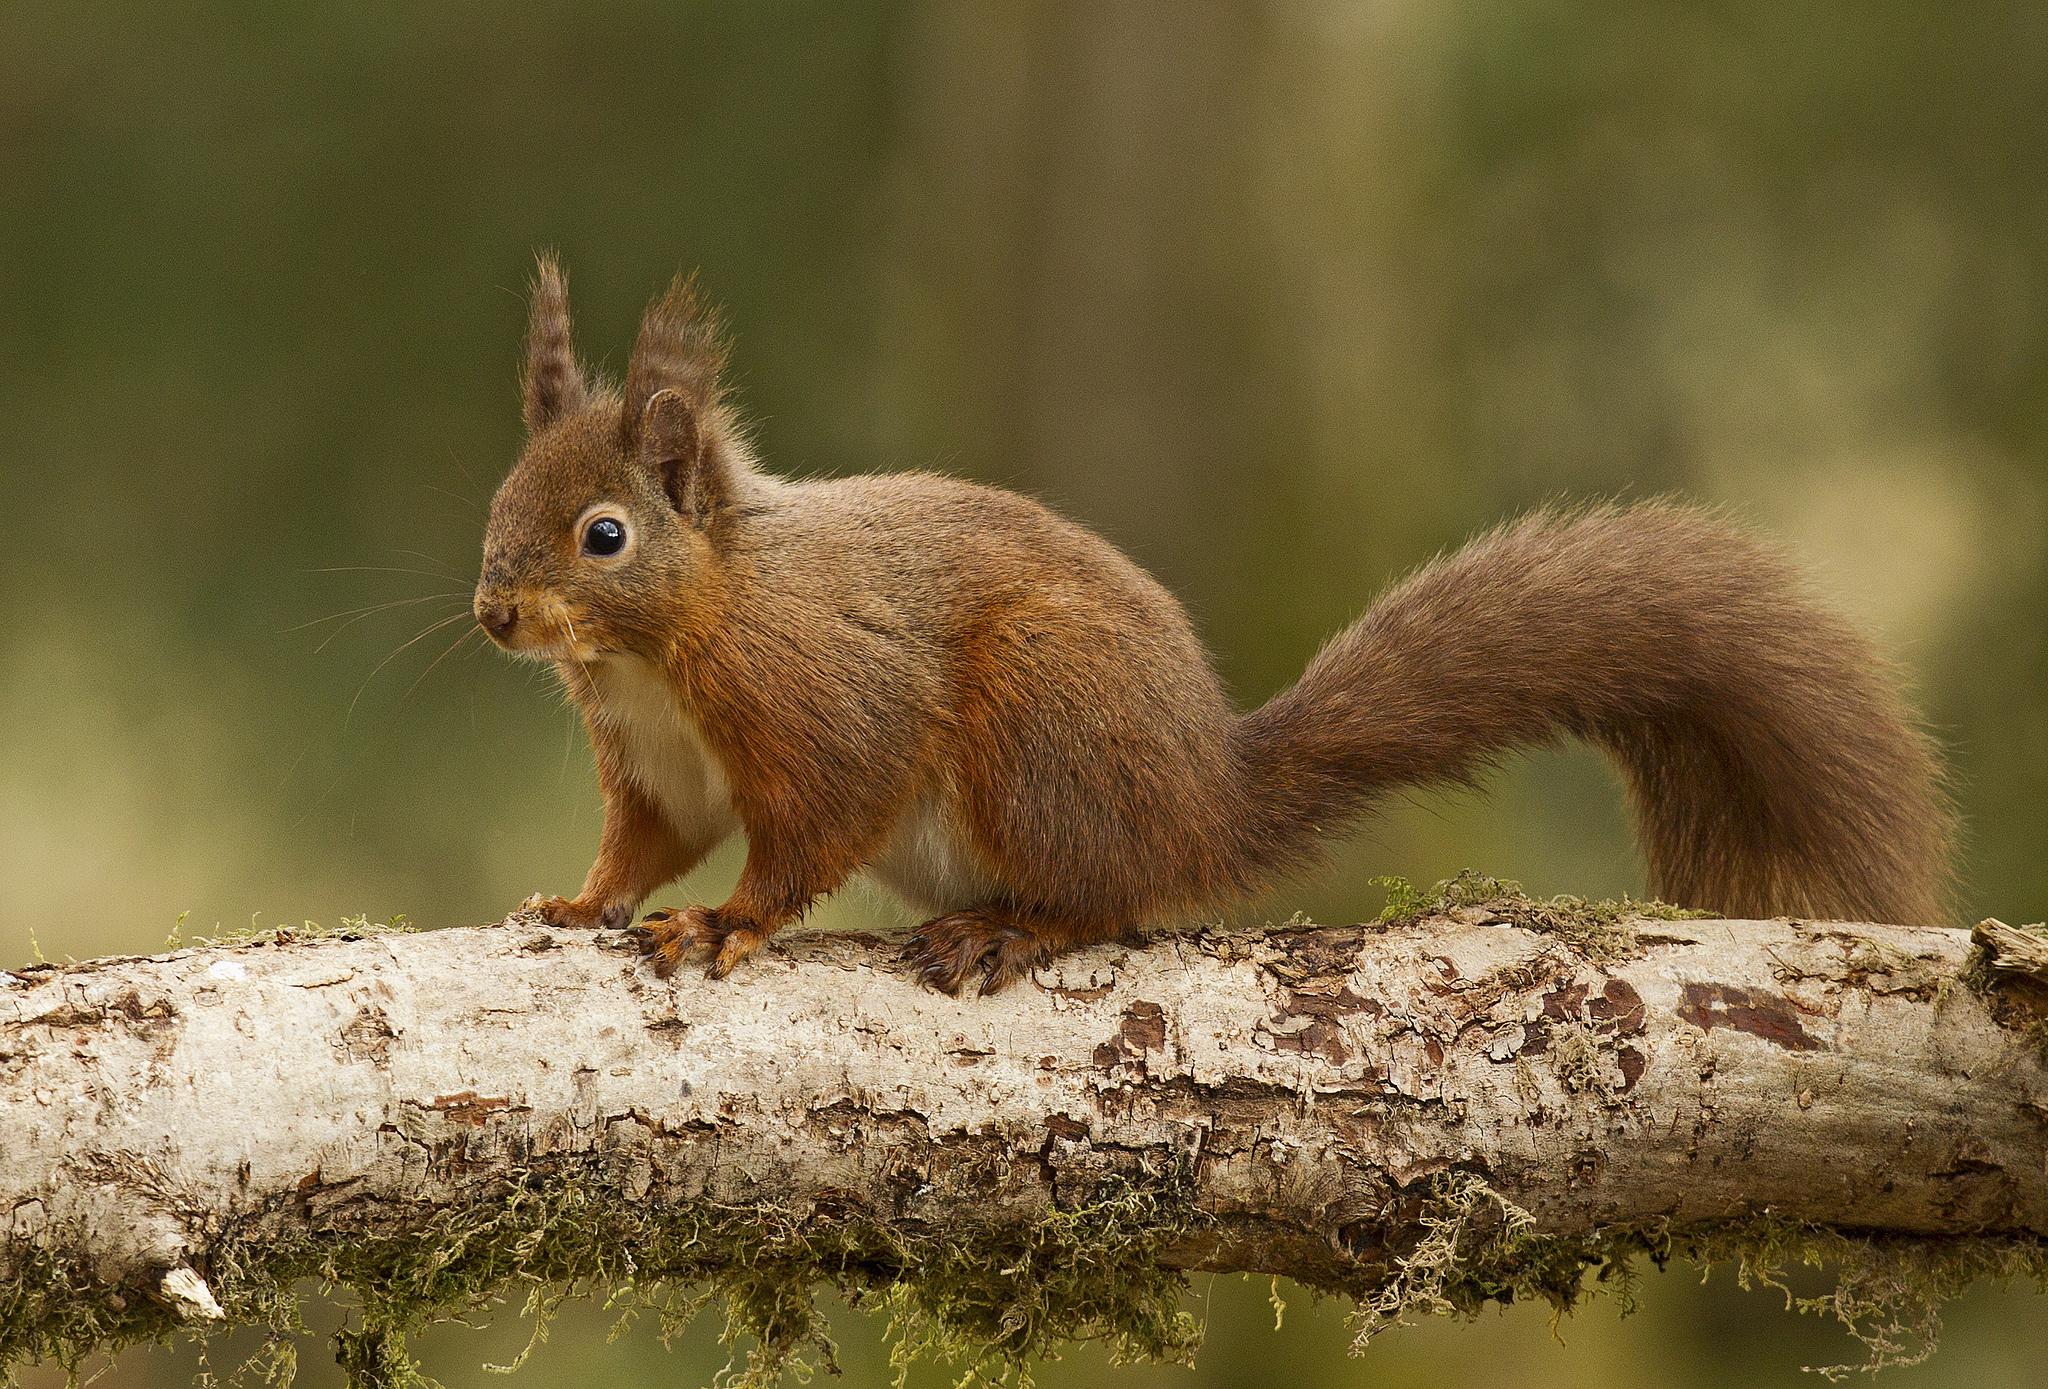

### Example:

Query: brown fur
xmin=520 ymin=254 xmax=588 ymax=435
xmin=475 ymin=258 xmax=1957 ymax=995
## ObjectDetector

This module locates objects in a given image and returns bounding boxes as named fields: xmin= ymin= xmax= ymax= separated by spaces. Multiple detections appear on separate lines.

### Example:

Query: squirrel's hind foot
xmin=903 ymin=908 xmax=1058 ymax=996
xmin=526 ymin=893 xmax=634 ymax=932
xmin=636 ymin=905 xmax=767 ymax=980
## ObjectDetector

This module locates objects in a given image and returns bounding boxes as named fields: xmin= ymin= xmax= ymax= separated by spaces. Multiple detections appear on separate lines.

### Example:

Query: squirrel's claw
xmin=636 ymin=905 xmax=716 ymax=978
xmin=705 ymin=926 xmax=768 ymax=980
xmin=529 ymin=894 xmax=619 ymax=931
xmin=903 ymin=910 xmax=1050 ymax=996
xmin=899 ymin=932 xmax=962 ymax=996
xmin=637 ymin=905 xmax=767 ymax=980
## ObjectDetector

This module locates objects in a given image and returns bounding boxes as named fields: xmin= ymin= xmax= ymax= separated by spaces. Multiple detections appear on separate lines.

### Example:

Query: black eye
xmin=583 ymin=516 xmax=626 ymax=557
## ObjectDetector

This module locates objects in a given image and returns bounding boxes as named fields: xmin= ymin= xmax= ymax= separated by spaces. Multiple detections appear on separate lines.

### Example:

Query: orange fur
xmin=476 ymin=258 xmax=1957 ymax=996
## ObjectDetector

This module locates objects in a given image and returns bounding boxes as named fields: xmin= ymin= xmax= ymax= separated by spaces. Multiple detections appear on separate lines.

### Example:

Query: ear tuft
xmin=620 ymin=271 xmax=728 ymax=455
xmin=522 ymin=252 xmax=589 ymax=433
xmin=642 ymin=389 xmax=728 ymax=526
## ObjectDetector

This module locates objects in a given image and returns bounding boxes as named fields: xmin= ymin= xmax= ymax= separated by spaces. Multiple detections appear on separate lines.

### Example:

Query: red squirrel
xmin=474 ymin=257 xmax=1956 ymax=995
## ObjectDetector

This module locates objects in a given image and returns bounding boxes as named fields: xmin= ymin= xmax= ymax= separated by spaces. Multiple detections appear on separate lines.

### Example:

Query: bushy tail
xmin=1232 ymin=502 xmax=1956 ymax=925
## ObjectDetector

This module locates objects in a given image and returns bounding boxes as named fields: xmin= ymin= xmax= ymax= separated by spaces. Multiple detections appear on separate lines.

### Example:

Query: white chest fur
xmin=866 ymin=784 xmax=1004 ymax=914
xmin=585 ymin=657 xmax=1003 ymax=915
xmin=584 ymin=656 xmax=740 ymax=849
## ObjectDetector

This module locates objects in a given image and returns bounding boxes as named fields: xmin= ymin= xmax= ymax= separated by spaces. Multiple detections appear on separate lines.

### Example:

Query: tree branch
xmin=5 ymin=888 xmax=2047 ymax=1383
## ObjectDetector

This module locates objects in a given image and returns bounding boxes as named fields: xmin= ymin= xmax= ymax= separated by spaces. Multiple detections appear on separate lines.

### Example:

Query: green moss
xmin=1347 ymin=1170 xmax=2048 ymax=1380
xmin=2 ymin=1162 xmax=1202 ymax=1389
xmin=1372 ymin=870 xmax=1709 ymax=966
xmin=1 ymin=1241 xmax=183 ymax=1385
xmin=0 ymin=1225 xmax=311 ymax=1388
xmin=1546 ymin=1028 xmax=1600 ymax=1094
xmin=875 ymin=1180 xmax=1201 ymax=1388
xmin=198 ymin=914 xmax=418 ymax=950
xmin=14 ymin=1157 xmax=2041 ymax=1388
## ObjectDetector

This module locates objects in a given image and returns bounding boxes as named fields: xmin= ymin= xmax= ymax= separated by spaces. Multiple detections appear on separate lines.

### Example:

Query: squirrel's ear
xmin=623 ymin=273 xmax=734 ymax=526
xmin=522 ymin=252 xmax=589 ymax=434
xmin=641 ymin=389 xmax=728 ymax=526
xmin=620 ymin=271 xmax=726 ymax=450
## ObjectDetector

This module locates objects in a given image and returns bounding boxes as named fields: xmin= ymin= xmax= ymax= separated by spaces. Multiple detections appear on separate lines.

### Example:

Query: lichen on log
xmin=5 ymin=879 xmax=2048 ymax=1385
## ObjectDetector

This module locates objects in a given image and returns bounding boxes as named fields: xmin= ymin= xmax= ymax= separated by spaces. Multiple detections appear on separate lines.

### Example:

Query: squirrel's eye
xmin=583 ymin=517 xmax=626 ymax=557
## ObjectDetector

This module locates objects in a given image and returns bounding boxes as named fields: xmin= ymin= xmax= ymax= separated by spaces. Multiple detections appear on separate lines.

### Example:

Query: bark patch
xmin=1540 ymin=982 xmax=1588 ymax=1021
xmin=1277 ymin=984 xmax=1380 ymax=1021
xmin=1260 ymin=926 xmax=1368 ymax=984
xmin=1517 ymin=977 xmax=1589 ymax=1057
xmin=1587 ymin=979 xmax=1646 ymax=1035
xmin=1677 ymin=983 xmax=1823 ymax=1051
xmin=1272 ymin=1019 xmax=1351 ymax=1066
xmin=420 ymin=1092 xmax=526 ymax=1126
xmin=339 ymin=1006 xmax=397 ymax=1063
xmin=1044 ymin=1113 xmax=1089 ymax=1140
xmin=1094 ymin=1001 xmax=1168 ymax=1069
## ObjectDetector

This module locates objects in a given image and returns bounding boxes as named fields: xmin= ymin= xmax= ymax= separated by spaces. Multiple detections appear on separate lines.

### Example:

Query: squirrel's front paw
xmin=524 ymin=894 xmax=634 ymax=931
xmin=636 ymin=906 xmax=769 ymax=980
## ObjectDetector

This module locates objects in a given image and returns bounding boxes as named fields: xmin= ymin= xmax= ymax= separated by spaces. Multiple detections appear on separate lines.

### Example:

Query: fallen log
xmin=4 ymin=880 xmax=2047 ymax=1384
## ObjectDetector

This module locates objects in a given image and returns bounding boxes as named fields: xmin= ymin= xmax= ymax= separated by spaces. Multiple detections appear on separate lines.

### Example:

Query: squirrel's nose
xmin=477 ymin=600 xmax=519 ymax=639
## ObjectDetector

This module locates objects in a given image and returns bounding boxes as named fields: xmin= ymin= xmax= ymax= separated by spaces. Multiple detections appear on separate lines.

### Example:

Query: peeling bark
xmin=4 ymin=904 xmax=2047 ymax=1373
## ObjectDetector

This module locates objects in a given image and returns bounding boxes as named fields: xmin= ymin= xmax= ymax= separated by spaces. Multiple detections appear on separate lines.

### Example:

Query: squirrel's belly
xmin=586 ymin=656 xmax=740 ymax=847
xmin=865 ymin=788 xmax=1004 ymax=912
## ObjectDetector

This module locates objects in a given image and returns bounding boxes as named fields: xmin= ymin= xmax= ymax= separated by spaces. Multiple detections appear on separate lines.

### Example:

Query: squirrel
xmin=474 ymin=256 xmax=1956 ymax=996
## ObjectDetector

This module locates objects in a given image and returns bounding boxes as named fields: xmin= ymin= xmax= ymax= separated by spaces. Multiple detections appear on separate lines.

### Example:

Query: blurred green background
xmin=5 ymin=0 xmax=2045 ymax=1384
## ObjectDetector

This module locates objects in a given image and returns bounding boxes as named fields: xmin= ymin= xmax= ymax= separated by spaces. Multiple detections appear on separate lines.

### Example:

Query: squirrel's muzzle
xmin=475 ymin=598 xmax=519 ymax=643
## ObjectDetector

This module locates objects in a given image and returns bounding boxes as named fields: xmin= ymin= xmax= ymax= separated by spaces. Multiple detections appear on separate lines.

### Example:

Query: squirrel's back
xmin=709 ymin=470 xmax=1255 ymax=924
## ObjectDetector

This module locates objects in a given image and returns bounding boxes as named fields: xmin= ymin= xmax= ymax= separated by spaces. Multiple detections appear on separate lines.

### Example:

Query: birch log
xmin=3 ymin=901 xmax=2047 ymax=1375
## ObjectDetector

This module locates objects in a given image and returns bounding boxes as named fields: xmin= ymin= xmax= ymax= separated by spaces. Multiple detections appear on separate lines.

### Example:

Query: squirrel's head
xmin=475 ymin=255 xmax=749 ymax=662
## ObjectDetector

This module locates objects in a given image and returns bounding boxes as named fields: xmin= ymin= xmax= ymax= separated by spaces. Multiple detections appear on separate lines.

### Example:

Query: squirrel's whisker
xmin=294 ymin=593 xmax=468 ymax=648
xmin=423 ymin=482 xmax=484 ymax=517
xmin=345 ymin=610 xmax=477 ymax=728
xmin=400 ymin=624 xmax=487 ymax=707
xmin=392 ymin=549 xmax=474 ymax=583
xmin=309 ymin=565 xmax=474 ymax=585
